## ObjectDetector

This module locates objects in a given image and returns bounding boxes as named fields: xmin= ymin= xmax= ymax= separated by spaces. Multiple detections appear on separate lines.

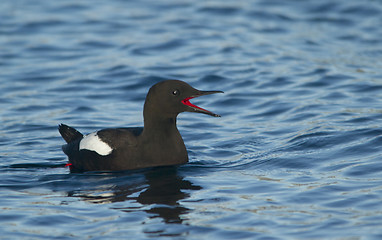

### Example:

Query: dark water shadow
xmin=67 ymin=166 xmax=202 ymax=224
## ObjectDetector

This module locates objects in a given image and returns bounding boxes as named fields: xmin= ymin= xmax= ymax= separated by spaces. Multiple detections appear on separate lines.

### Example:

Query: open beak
xmin=181 ymin=90 xmax=223 ymax=117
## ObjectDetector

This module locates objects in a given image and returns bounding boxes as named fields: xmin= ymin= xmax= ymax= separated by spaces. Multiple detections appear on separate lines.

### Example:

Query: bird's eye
xmin=172 ymin=89 xmax=179 ymax=96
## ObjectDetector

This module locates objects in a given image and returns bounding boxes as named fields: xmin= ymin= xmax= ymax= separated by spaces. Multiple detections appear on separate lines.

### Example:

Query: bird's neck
xmin=141 ymin=110 xmax=188 ymax=166
xmin=142 ymin=111 xmax=180 ymax=140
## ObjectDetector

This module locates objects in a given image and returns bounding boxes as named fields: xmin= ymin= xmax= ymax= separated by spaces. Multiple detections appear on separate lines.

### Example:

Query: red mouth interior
xmin=181 ymin=97 xmax=211 ymax=113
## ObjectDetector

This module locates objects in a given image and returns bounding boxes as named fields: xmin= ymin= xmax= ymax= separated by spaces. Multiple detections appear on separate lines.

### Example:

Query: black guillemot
xmin=59 ymin=80 xmax=223 ymax=172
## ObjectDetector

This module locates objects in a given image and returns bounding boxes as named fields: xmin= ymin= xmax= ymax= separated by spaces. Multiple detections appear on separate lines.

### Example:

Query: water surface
xmin=1 ymin=0 xmax=382 ymax=239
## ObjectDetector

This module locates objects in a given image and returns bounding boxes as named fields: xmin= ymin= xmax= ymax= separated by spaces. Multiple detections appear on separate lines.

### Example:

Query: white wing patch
xmin=79 ymin=132 xmax=113 ymax=156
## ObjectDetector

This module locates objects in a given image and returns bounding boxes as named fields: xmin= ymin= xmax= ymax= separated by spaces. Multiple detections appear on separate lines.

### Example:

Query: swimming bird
xmin=59 ymin=80 xmax=223 ymax=172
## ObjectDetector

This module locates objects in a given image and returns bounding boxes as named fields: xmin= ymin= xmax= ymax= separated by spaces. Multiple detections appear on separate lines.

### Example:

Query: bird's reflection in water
xmin=68 ymin=166 xmax=201 ymax=224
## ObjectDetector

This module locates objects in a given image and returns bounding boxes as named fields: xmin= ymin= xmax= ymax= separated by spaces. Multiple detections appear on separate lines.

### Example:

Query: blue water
xmin=1 ymin=0 xmax=382 ymax=239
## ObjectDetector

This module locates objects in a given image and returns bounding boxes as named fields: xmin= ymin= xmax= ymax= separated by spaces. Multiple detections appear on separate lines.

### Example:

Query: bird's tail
xmin=58 ymin=124 xmax=83 ymax=143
